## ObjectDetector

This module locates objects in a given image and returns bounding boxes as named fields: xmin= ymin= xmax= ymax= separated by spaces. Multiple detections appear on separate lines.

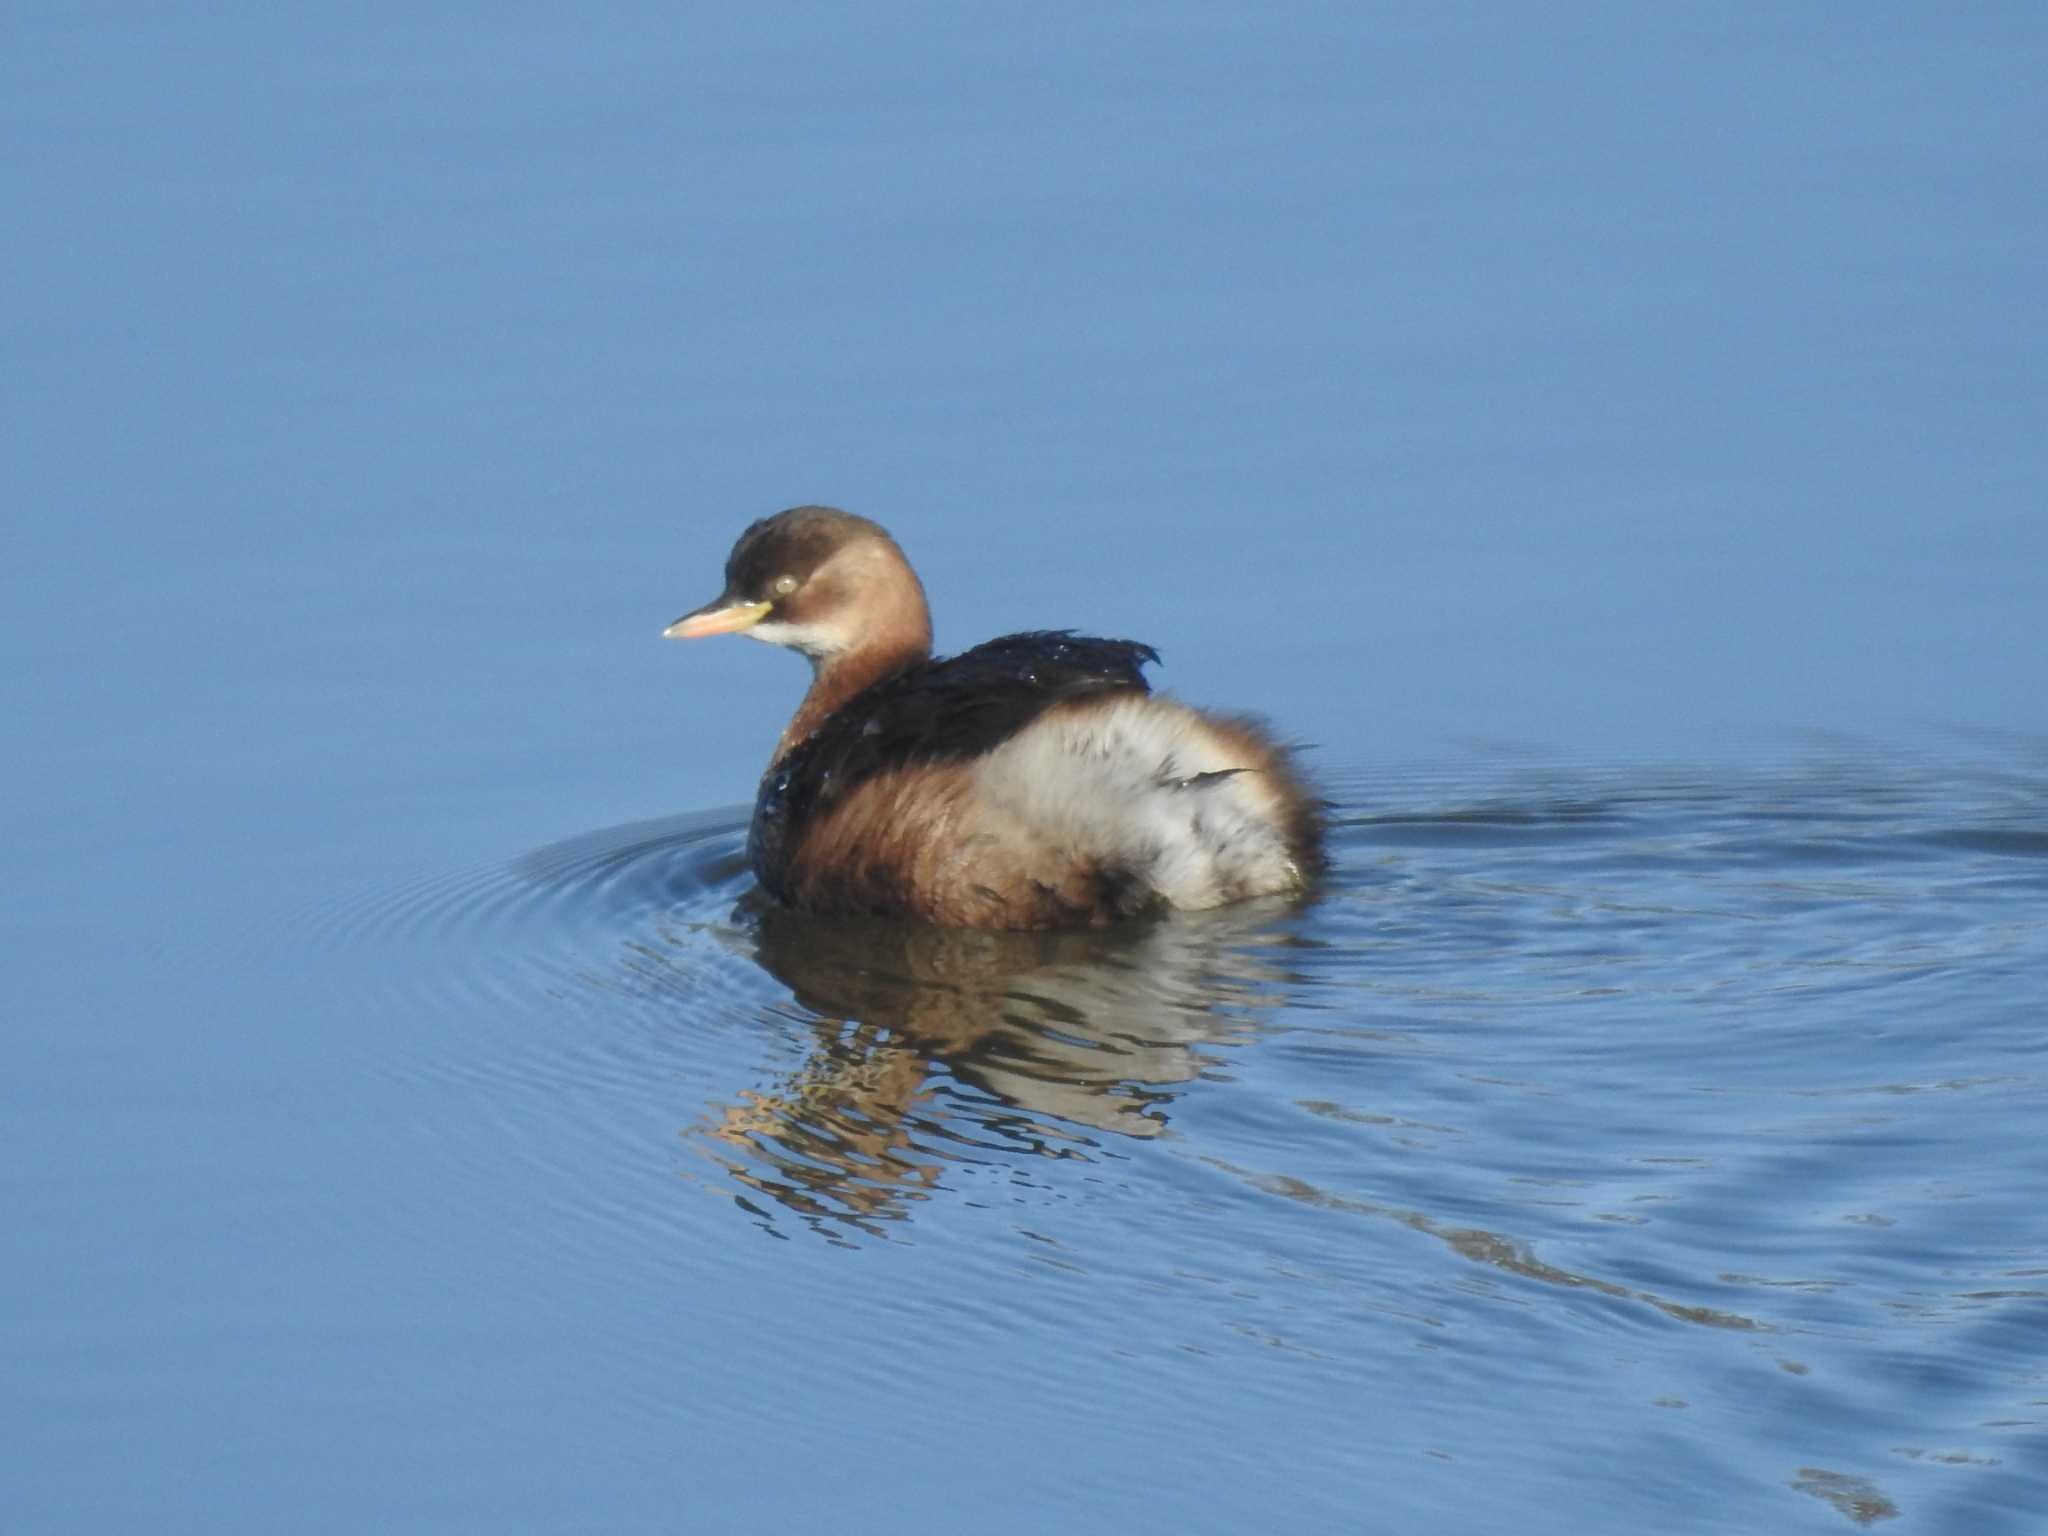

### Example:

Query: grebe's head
xmin=663 ymin=505 xmax=932 ymax=666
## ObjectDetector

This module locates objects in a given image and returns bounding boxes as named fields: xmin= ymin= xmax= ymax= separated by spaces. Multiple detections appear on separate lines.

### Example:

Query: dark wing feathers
xmin=853 ymin=631 xmax=1157 ymax=760
xmin=750 ymin=632 xmax=1158 ymax=883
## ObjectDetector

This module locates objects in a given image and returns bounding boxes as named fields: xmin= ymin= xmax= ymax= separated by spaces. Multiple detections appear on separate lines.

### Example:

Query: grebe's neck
xmin=772 ymin=641 xmax=924 ymax=765
xmin=755 ymin=526 xmax=935 ymax=767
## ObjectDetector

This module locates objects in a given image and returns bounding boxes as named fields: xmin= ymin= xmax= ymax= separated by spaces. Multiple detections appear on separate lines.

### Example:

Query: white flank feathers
xmin=971 ymin=694 xmax=1303 ymax=908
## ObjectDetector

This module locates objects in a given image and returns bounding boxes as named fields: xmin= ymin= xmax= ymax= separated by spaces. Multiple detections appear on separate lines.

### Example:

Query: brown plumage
xmin=666 ymin=506 xmax=1323 ymax=929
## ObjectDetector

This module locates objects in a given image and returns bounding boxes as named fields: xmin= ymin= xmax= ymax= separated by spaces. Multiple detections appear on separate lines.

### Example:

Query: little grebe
xmin=666 ymin=506 xmax=1323 ymax=928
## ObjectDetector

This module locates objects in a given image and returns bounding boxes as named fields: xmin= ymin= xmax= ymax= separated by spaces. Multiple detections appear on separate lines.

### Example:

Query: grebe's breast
xmin=748 ymin=631 xmax=1157 ymax=895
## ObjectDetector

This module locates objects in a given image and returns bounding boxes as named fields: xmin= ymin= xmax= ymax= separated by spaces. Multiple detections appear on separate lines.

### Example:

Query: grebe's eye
xmin=771 ymin=574 xmax=799 ymax=597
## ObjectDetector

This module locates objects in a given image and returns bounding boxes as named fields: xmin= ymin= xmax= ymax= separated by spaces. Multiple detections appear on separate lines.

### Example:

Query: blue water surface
xmin=4 ymin=5 xmax=2045 ymax=1533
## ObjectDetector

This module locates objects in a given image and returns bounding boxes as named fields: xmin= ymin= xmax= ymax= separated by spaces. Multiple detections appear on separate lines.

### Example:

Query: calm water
xmin=6 ymin=5 xmax=2047 ymax=1533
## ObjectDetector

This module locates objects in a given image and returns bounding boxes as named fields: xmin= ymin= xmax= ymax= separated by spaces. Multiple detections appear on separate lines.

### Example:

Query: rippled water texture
xmin=307 ymin=748 xmax=2047 ymax=1530
xmin=9 ymin=4 xmax=2047 ymax=1530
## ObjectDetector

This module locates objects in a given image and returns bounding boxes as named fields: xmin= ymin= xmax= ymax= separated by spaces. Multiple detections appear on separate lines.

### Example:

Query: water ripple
xmin=290 ymin=749 xmax=2048 ymax=1528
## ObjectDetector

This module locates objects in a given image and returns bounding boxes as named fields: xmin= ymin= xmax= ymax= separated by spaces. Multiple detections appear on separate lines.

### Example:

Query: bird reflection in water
xmin=694 ymin=896 xmax=1305 ymax=1240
